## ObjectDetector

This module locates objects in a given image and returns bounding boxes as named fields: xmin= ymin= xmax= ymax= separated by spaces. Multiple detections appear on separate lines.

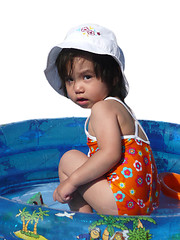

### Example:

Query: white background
xmin=0 ymin=0 xmax=179 ymax=125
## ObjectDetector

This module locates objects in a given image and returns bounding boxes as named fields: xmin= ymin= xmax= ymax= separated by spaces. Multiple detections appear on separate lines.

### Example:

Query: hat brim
xmin=44 ymin=43 xmax=128 ymax=97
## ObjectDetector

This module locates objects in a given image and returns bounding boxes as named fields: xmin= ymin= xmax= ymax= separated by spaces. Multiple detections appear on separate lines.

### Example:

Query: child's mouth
xmin=76 ymin=98 xmax=89 ymax=106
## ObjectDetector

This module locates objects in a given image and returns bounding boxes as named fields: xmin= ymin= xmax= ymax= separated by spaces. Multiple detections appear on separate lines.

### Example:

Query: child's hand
xmin=53 ymin=179 xmax=77 ymax=203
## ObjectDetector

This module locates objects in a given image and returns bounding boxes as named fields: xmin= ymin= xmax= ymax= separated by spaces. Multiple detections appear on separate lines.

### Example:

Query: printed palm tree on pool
xmin=16 ymin=207 xmax=31 ymax=232
xmin=15 ymin=207 xmax=49 ymax=239
xmin=127 ymin=217 xmax=156 ymax=240
xmin=89 ymin=215 xmax=130 ymax=239
xmin=32 ymin=208 xmax=49 ymax=235
xmin=89 ymin=214 xmax=156 ymax=239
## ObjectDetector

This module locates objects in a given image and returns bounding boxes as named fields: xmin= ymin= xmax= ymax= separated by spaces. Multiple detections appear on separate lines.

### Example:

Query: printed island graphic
xmin=78 ymin=214 xmax=157 ymax=240
xmin=15 ymin=207 xmax=49 ymax=240
xmin=14 ymin=206 xmax=159 ymax=240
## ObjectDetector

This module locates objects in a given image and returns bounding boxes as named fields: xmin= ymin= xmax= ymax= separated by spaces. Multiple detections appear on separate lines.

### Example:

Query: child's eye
xmin=84 ymin=75 xmax=92 ymax=80
xmin=66 ymin=77 xmax=73 ymax=82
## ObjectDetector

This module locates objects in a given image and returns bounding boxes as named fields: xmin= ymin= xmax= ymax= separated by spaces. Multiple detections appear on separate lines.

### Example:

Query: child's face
xmin=65 ymin=56 xmax=109 ymax=108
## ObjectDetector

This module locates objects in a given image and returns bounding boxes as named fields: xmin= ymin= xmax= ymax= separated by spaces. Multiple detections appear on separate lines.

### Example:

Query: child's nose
xmin=73 ymin=80 xmax=84 ymax=93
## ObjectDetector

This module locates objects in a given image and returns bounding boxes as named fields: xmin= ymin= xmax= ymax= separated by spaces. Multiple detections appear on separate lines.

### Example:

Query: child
xmin=44 ymin=24 xmax=160 ymax=215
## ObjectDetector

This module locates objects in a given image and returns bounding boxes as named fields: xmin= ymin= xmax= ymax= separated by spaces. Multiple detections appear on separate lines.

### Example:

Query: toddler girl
xmin=44 ymin=24 xmax=160 ymax=215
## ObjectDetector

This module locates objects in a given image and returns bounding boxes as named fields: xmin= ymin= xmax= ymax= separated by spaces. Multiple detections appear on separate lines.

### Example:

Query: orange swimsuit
xmin=85 ymin=97 xmax=160 ymax=215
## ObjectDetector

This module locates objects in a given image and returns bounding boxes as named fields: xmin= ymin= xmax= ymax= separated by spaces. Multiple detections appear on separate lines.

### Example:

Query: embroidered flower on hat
xmin=77 ymin=26 xmax=101 ymax=37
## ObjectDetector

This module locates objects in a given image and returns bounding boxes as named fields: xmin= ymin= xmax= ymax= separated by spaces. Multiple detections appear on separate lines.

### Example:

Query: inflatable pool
xmin=0 ymin=118 xmax=179 ymax=239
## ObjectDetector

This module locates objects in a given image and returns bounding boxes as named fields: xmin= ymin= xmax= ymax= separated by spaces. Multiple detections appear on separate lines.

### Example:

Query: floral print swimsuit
xmin=85 ymin=97 xmax=160 ymax=215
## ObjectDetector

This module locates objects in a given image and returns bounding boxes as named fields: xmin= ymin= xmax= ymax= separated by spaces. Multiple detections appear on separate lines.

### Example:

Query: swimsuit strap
xmin=104 ymin=97 xmax=149 ymax=142
xmin=85 ymin=97 xmax=150 ymax=143
xmin=135 ymin=121 xmax=139 ymax=138
xmin=84 ymin=117 xmax=97 ymax=141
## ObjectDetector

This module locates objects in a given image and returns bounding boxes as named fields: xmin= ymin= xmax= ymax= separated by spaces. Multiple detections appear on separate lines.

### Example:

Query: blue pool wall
xmin=0 ymin=118 xmax=180 ymax=193
xmin=0 ymin=118 xmax=180 ymax=240
xmin=0 ymin=118 xmax=88 ymax=193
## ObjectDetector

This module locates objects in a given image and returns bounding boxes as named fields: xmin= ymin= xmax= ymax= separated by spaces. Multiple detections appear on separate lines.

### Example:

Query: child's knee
xmin=59 ymin=150 xmax=88 ymax=172
xmin=60 ymin=150 xmax=83 ymax=164
xmin=59 ymin=150 xmax=75 ymax=169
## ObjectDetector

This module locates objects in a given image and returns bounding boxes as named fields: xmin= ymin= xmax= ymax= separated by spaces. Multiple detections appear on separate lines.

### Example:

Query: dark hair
xmin=56 ymin=48 xmax=128 ymax=101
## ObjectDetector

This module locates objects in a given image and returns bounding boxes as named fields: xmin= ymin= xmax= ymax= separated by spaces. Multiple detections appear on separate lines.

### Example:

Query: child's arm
xmin=55 ymin=100 xmax=123 ymax=203
xmin=72 ymin=100 xmax=122 ymax=182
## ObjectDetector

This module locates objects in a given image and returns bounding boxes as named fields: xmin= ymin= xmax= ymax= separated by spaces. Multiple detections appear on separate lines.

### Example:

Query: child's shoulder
xmin=92 ymin=98 xmax=127 ymax=111
xmin=91 ymin=99 xmax=115 ymax=113
xmin=91 ymin=98 xmax=134 ymax=126
xmin=91 ymin=99 xmax=125 ymax=118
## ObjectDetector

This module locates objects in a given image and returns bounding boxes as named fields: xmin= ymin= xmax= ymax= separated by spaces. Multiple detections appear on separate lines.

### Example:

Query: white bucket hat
xmin=44 ymin=23 xmax=128 ymax=97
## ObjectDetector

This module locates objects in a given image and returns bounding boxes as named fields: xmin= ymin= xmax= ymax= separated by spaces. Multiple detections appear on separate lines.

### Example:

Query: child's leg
xmin=58 ymin=150 xmax=118 ymax=215
xmin=58 ymin=152 xmax=92 ymax=213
